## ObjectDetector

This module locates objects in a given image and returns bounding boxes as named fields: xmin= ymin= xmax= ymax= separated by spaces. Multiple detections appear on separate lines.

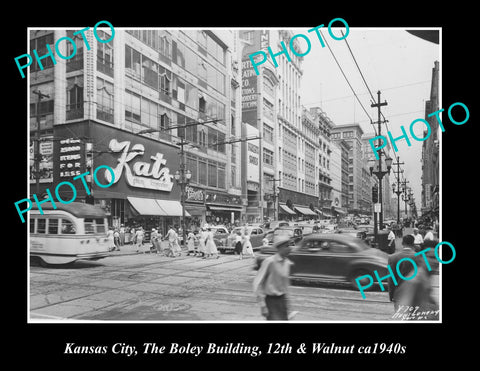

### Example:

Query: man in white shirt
xmin=424 ymin=226 xmax=435 ymax=241
xmin=412 ymin=228 xmax=424 ymax=251
xmin=387 ymin=226 xmax=396 ymax=254
xmin=253 ymin=238 xmax=294 ymax=320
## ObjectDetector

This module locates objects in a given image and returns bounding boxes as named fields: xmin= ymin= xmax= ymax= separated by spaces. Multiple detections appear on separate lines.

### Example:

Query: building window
xmin=218 ymin=163 xmax=226 ymax=189
xmin=159 ymin=34 xmax=172 ymax=59
xmin=263 ymin=124 xmax=274 ymax=143
xmin=97 ymin=31 xmax=114 ymax=77
xmin=263 ymin=99 xmax=274 ymax=121
xmin=141 ymin=97 xmax=158 ymax=129
xmin=208 ymin=161 xmax=217 ymax=187
xmin=263 ymin=148 xmax=274 ymax=167
xmin=96 ymin=77 xmax=114 ymax=123
xmin=198 ymin=159 xmax=207 ymax=185
xmin=30 ymin=33 xmax=54 ymax=71
xmin=66 ymin=77 xmax=84 ymax=121
xmin=231 ymin=165 xmax=237 ymax=188
xmin=206 ymin=34 xmax=225 ymax=65
xmin=66 ymin=30 xmax=84 ymax=72
xmin=125 ymin=45 xmax=141 ymax=79
xmin=186 ymin=155 xmax=198 ymax=183
xmin=142 ymin=55 xmax=159 ymax=90
xmin=125 ymin=90 xmax=141 ymax=123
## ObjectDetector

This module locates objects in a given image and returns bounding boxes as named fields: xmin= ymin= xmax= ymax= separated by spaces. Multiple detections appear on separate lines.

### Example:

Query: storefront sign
xmin=185 ymin=185 xmax=205 ymax=203
xmin=59 ymin=138 xmax=83 ymax=178
xmin=206 ymin=191 xmax=242 ymax=206
xmin=105 ymin=138 xmax=174 ymax=192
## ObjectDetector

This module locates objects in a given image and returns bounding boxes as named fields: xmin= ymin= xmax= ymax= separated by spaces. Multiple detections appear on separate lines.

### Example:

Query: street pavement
xmin=29 ymin=229 xmax=439 ymax=322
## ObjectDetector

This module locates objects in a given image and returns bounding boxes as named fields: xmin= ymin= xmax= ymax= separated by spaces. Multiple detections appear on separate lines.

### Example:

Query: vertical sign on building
xmin=241 ymin=30 xmax=269 ymax=128
xmin=57 ymin=138 xmax=85 ymax=179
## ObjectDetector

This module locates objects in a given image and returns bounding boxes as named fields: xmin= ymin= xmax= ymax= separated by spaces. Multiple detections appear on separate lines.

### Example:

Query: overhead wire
xmin=318 ymin=29 xmax=374 ymax=125
xmin=340 ymin=29 xmax=397 ymax=159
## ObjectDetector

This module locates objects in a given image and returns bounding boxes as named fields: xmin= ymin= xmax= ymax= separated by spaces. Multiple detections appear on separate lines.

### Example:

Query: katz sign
xmin=104 ymin=138 xmax=174 ymax=192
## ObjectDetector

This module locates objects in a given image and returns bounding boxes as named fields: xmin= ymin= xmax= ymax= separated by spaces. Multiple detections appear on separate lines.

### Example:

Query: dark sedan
xmin=254 ymin=233 xmax=389 ymax=289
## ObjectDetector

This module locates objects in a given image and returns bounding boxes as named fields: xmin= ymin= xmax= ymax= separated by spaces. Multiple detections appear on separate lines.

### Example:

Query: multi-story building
xmin=308 ymin=107 xmax=334 ymax=217
xmin=421 ymin=60 xmax=440 ymax=223
xmin=29 ymin=28 xmax=243 ymax=233
xmin=331 ymin=123 xmax=369 ymax=214
xmin=239 ymin=29 xmax=320 ymax=222
xmin=330 ymin=139 xmax=350 ymax=217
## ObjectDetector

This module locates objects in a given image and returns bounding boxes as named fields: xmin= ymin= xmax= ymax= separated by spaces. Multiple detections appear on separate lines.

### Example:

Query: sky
xmin=295 ymin=26 xmax=440 ymax=214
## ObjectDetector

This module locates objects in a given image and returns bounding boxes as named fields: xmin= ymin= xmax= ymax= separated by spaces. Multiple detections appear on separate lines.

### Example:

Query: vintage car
xmin=254 ymin=233 xmax=389 ymax=289
xmin=220 ymin=226 xmax=266 ymax=253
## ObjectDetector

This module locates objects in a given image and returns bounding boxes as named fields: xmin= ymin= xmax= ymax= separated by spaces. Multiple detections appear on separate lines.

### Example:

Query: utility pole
xmin=32 ymin=90 xmax=50 ymax=195
xmin=392 ymin=156 xmax=404 ymax=224
xmin=371 ymin=90 xmax=388 ymax=230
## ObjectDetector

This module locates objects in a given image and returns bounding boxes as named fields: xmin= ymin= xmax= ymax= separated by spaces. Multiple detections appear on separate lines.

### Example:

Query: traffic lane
xmin=29 ymin=254 xmax=256 ymax=320
xmin=29 ymin=254 xmax=435 ymax=321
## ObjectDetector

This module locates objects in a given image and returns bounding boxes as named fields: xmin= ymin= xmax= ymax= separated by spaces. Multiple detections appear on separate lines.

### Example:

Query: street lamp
xmin=174 ymin=164 xmax=192 ymax=248
xmin=392 ymin=182 xmax=404 ymax=225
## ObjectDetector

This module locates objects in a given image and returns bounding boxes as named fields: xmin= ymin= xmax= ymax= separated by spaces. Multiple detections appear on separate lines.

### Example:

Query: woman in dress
xmin=204 ymin=227 xmax=219 ymax=259
xmin=197 ymin=228 xmax=207 ymax=258
xmin=186 ymin=230 xmax=197 ymax=256
xmin=242 ymin=231 xmax=255 ymax=258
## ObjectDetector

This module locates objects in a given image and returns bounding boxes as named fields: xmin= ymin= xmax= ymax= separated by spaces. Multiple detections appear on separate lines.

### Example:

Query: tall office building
xmin=29 ymin=28 xmax=243 ymax=233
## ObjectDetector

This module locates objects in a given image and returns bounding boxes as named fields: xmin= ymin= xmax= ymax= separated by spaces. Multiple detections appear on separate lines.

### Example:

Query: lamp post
xmin=369 ymin=153 xmax=393 ymax=240
xmin=392 ymin=183 xmax=403 ymax=225
xmin=402 ymin=187 xmax=412 ymax=220
xmin=174 ymin=139 xmax=192 ymax=249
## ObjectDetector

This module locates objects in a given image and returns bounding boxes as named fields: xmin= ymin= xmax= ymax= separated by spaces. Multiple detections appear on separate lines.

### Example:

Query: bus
xmin=30 ymin=202 xmax=111 ymax=266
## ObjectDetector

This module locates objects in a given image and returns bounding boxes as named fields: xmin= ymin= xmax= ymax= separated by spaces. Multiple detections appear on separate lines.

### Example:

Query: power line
xmin=340 ymin=30 xmax=397 ymax=157
xmin=319 ymin=29 xmax=373 ymax=124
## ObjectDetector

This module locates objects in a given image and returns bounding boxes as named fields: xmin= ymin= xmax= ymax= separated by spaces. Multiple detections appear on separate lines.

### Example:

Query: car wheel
xmin=349 ymin=269 xmax=372 ymax=290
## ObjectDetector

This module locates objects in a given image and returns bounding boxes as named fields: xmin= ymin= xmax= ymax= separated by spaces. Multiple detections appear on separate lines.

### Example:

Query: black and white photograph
xmin=25 ymin=25 xmax=441 ymax=323
xmin=8 ymin=7 xmax=474 ymax=364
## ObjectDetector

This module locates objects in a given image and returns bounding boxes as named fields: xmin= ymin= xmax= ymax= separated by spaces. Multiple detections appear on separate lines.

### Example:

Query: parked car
xmin=254 ymin=233 xmax=389 ymax=289
xmin=221 ymin=226 xmax=266 ymax=253
xmin=210 ymin=226 xmax=230 ymax=249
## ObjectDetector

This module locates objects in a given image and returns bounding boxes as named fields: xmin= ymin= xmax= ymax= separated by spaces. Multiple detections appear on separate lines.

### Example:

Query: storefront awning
xmin=128 ymin=197 xmax=167 ymax=216
xmin=127 ymin=197 xmax=190 ymax=217
xmin=315 ymin=208 xmax=324 ymax=216
xmin=294 ymin=206 xmax=317 ymax=216
xmin=157 ymin=200 xmax=191 ymax=217
xmin=279 ymin=204 xmax=296 ymax=215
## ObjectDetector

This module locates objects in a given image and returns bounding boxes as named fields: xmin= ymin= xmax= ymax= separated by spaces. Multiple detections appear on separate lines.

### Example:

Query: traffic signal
xmin=372 ymin=185 xmax=378 ymax=203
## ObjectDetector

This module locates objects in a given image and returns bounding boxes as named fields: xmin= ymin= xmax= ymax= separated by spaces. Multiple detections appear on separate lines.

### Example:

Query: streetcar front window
xmin=84 ymin=218 xmax=95 ymax=234
xmin=61 ymin=219 xmax=76 ymax=234
xmin=95 ymin=218 xmax=106 ymax=234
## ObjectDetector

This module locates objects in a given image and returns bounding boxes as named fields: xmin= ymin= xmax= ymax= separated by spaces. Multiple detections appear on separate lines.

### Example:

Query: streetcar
xmin=30 ymin=202 xmax=111 ymax=266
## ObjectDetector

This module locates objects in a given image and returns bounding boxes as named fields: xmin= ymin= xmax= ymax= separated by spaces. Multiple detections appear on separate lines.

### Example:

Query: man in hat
xmin=253 ymin=238 xmax=294 ymax=320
